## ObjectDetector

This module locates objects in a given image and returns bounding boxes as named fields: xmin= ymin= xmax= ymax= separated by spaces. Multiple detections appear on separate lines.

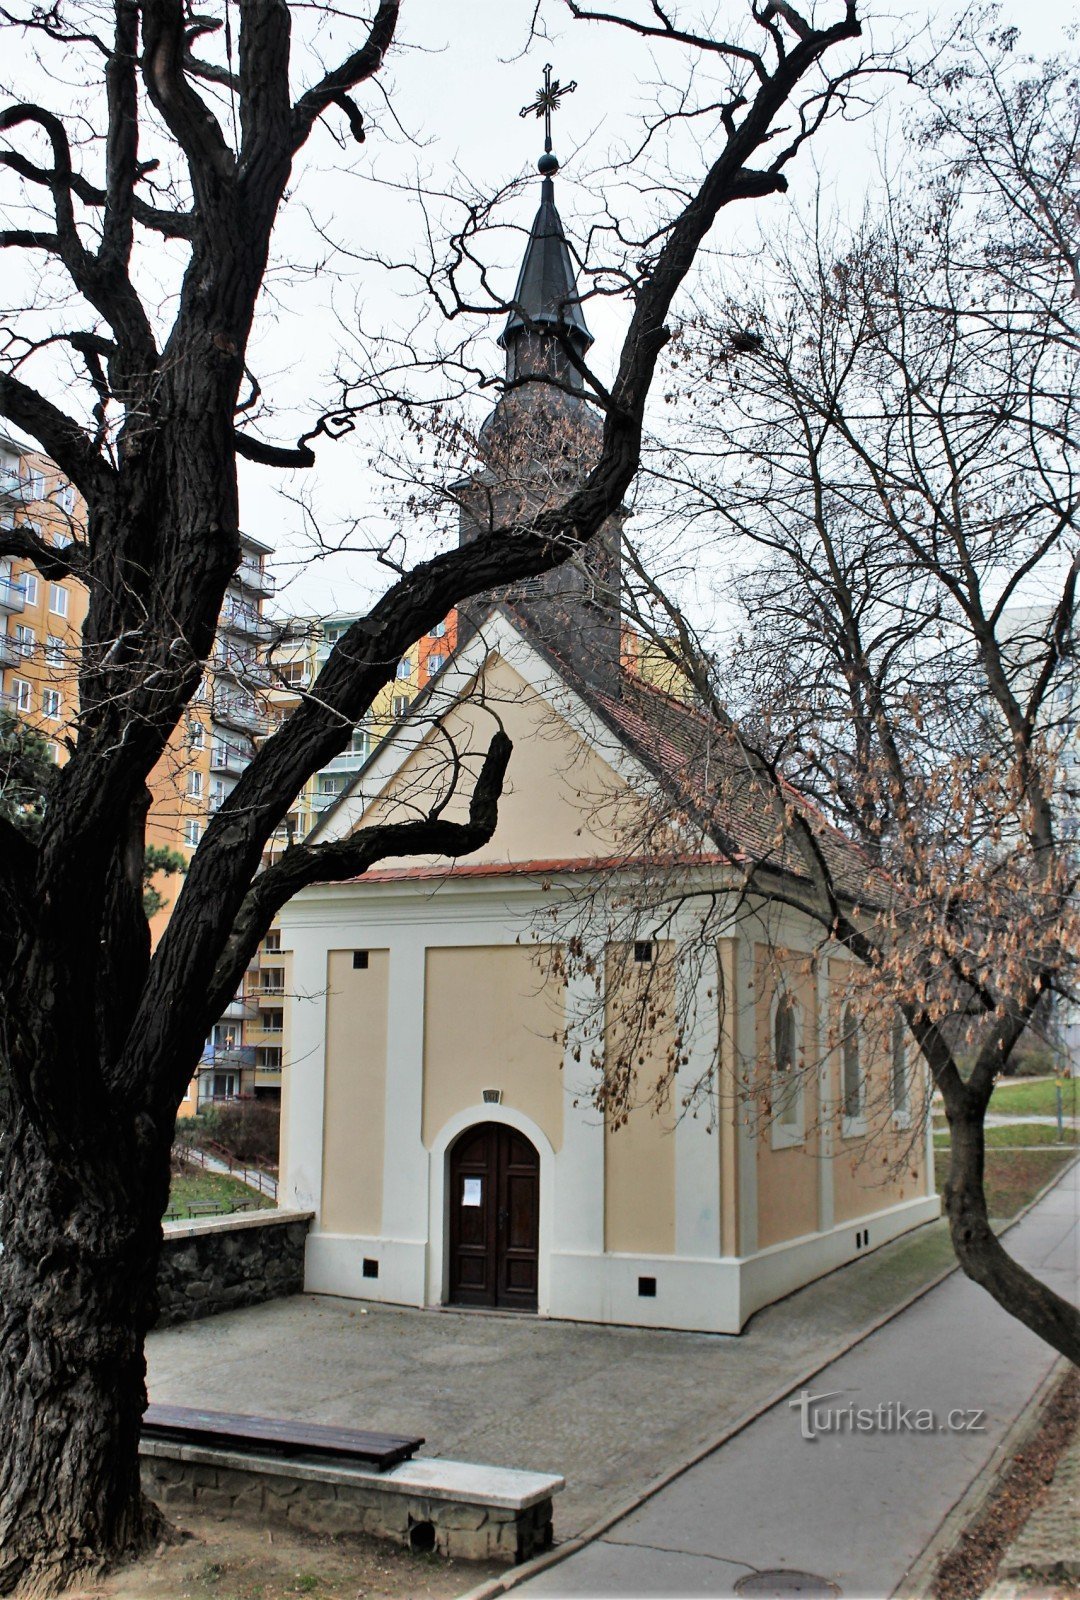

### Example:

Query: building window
xmin=392 ymin=695 xmax=410 ymax=719
xmin=22 ymin=469 xmax=46 ymax=501
xmin=891 ymin=1017 xmax=910 ymax=1123
xmin=58 ymin=482 xmax=75 ymax=513
xmin=256 ymin=1046 xmax=282 ymax=1071
xmin=261 ymin=1010 xmax=284 ymax=1034
xmin=426 ymin=654 xmax=445 ymax=676
xmin=48 ymin=583 xmax=68 ymax=617
xmin=430 ymin=620 xmax=447 ymax=639
xmin=12 ymin=678 xmax=31 ymax=713
xmin=263 ymin=928 xmax=281 ymax=952
xmin=183 ymin=819 xmax=202 ymax=847
xmin=22 ymin=573 xmax=37 ymax=606
xmin=771 ymin=992 xmax=803 ymax=1142
xmin=46 ymin=634 xmax=64 ymax=666
xmin=187 ymin=770 xmax=203 ymax=799
xmin=189 ymin=720 xmax=205 ymax=749
xmin=42 ymin=687 xmax=61 ymax=719
xmin=842 ymin=1005 xmax=863 ymax=1128
xmin=45 ymin=741 xmax=59 ymax=763
xmin=13 ymin=624 xmax=34 ymax=657
xmin=279 ymin=661 xmax=309 ymax=687
xmin=395 ymin=658 xmax=412 ymax=679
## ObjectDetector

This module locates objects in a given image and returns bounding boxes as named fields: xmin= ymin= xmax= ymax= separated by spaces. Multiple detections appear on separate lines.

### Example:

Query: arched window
xmin=891 ymin=1017 xmax=909 ymax=1119
xmin=842 ymin=1005 xmax=862 ymax=1122
xmin=772 ymin=992 xmax=802 ymax=1137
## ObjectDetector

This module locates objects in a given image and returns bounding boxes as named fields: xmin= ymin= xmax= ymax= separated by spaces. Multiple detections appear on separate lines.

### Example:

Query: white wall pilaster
xmin=555 ymin=948 xmax=606 ymax=1257
xmin=675 ymin=939 xmax=722 ymax=1257
xmin=280 ymin=934 xmax=332 ymax=1215
xmin=816 ymin=953 xmax=835 ymax=1233
xmin=379 ymin=930 xmax=429 ymax=1303
xmin=736 ymin=933 xmax=758 ymax=1256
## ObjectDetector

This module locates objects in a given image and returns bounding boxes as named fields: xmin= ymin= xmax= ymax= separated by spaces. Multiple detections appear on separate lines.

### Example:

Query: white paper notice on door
xmin=462 ymin=1178 xmax=482 ymax=1207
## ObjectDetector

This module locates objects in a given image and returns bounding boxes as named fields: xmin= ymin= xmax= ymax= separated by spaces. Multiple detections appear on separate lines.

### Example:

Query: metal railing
xmin=172 ymin=1140 xmax=279 ymax=1200
xmin=210 ymin=741 xmax=249 ymax=775
xmin=236 ymin=561 xmax=276 ymax=597
xmin=0 ymin=576 xmax=26 ymax=612
xmin=220 ymin=602 xmax=273 ymax=641
xmin=212 ymin=698 xmax=269 ymax=737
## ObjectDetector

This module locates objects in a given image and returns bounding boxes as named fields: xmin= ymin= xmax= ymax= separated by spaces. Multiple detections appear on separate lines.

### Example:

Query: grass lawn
xmin=987 ymin=1077 xmax=1077 ymax=1119
xmin=934 ymin=1146 xmax=1077 ymax=1220
xmin=933 ymin=1121 xmax=1078 ymax=1149
xmin=167 ymin=1169 xmax=273 ymax=1218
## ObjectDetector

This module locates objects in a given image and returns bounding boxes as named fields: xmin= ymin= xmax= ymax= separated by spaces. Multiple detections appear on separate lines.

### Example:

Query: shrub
xmin=203 ymin=1099 xmax=280 ymax=1167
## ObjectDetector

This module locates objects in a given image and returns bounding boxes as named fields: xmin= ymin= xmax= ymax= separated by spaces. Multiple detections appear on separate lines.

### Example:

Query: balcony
xmin=256 ymin=977 xmax=285 ymax=1000
xmin=212 ymin=698 xmax=269 ymax=737
xmin=220 ymin=601 xmax=273 ymax=642
xmin=199 ymin=1045 xmax=257 ymax=1070
xmin=0 ymin=576 xmax=26 ymax=613
xmin=0 ymin=634 xmax=19 ymax=669
xmin=0 ymin=469 xmax=32 ymax=504
xmin=321 ymin=744 xmax=370 ymax=773
xmin=210 ymin=741 xmax=249 ymax=776
xmin=220 ymin=993 xmax=257 ymax=1022
xmin=235 ymin=560 xmax=276 ymax=598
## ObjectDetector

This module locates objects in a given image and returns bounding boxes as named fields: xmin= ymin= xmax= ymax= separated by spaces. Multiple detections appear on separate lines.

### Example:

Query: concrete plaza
xmin=147 ymin=1212 xmax=959 ymax=1538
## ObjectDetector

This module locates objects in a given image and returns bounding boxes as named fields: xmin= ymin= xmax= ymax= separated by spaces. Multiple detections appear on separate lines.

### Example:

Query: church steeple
xmin=500 ymin=65 xmax=593 ymax=386
xmin=499 ymin=177 xmax=593 ymax=378
xmin=458 ymin=65 xmax=623 ymax=691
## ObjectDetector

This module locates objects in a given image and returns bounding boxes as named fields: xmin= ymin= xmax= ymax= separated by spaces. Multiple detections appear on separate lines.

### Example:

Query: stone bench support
xmin=141 ymin=1438 xmax=563 ymax=1564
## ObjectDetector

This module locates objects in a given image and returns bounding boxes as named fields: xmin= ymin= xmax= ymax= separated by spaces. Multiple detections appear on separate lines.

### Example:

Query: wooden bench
xmin=142 ymin=1403 xmax=424 ymax=1472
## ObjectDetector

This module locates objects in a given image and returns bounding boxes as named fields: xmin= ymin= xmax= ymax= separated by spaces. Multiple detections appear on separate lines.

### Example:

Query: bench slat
xmin=143 ymin=1403 xmax=424 ymax=1470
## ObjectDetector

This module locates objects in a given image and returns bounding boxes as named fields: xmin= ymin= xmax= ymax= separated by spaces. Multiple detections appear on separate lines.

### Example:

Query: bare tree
xmin=580 ymin=28 xmax=1079 ymax=1361
xmin=0 ymin=0 xmax=871 ymax=1588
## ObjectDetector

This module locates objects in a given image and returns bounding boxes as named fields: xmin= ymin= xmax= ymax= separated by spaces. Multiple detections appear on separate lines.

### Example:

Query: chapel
xmin=277 ymin=128 xmax=937 ymax=1334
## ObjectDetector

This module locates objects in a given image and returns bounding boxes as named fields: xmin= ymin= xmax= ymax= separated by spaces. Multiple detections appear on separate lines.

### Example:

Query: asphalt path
xmin=514 ymin=1159 xmax=1079 ymax=1600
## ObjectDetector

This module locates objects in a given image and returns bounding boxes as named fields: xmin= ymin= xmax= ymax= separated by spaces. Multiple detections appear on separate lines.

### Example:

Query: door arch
xmin=448 ymin=1122 xmax=540 ymax=1311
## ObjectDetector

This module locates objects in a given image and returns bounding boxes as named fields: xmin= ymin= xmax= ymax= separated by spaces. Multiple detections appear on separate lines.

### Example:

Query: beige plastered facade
xmin=279 ymin=612 xmax=939 ymax=1334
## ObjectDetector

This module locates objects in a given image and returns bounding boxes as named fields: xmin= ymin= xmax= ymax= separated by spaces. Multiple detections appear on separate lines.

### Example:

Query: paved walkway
xmin=147 ymin=1214 xmax=957 ymax=1538
xmin=187 ymin=1146 xmax=278 ymax=1200
xmin=511 ymin=1161 xmax=1079 ymax=1599
xmin=983 ymin=1114 xmax=1077 ymax=1130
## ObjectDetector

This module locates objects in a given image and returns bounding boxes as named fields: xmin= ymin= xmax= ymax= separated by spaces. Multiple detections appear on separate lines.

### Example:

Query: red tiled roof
xmin=351 ymin=851 xmax=731 ymax=886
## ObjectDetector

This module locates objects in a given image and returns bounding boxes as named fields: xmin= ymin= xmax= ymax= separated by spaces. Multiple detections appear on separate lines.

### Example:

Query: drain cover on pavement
xmin=735 ymin=1572 xmax=841 ymax=1599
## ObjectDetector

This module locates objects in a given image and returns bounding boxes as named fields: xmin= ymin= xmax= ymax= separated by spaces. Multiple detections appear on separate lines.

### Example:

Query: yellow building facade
xmin=277 ymin=608 xmax=939 ymax=1333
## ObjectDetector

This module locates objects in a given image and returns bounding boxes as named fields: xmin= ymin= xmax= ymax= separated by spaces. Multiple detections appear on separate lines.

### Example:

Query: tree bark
xmin=0 ymin=1108 xmax=168 ymax=1596
xmin=943 ymin=1102 xmax=1080 ymax=1367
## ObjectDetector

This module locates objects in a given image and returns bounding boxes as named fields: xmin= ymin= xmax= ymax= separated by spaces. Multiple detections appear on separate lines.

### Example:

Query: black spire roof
xmin=499 ymin=176 xmax=593 ymax=357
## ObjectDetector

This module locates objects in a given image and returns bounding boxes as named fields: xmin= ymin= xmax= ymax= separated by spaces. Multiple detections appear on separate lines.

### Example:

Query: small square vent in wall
xmin=482 ymin=1088 xmax=503 ymax=1105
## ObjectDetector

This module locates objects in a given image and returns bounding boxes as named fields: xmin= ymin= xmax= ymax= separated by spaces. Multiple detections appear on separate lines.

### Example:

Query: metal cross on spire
xmin=520 ymin=63 xmax=577 ymax=175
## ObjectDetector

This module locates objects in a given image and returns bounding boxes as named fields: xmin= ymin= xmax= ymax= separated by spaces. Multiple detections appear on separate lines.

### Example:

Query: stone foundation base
xmin=141 ymin=1442 xmax=560 ymax=1564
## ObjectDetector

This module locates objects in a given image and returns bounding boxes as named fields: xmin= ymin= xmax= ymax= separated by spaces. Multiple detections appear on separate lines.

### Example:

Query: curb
xmin=457 ymin=1153 xmax=1079 ymax=1600
xmin=891 ymin=1357 xmax=1072 ymax=1600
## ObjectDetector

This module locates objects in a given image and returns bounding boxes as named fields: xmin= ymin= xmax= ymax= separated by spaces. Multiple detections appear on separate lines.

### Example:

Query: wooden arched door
xmin=448 ymin=1122 xmax=539 ymax=1311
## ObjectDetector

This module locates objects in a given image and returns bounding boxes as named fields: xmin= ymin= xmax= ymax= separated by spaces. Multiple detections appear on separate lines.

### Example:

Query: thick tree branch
xmin=232 ymin=429 xmax=315 ymax=468
xmin=289 ymin=0 xmax=400 ymax=153
xmin=0 ymin=371 xmax=114 ymax=500
xmin=154 ymin=730 xmax=511 ymax=1108
xmin=0 ymin=524 xmax=87 ymax=582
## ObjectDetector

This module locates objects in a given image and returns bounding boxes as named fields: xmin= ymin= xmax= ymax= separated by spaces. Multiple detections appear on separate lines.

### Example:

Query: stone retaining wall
xmin=140 ymin=1442 xmax=559 ymax=1564
xmin=156 ymin=1210 xmax=313 ymax=1327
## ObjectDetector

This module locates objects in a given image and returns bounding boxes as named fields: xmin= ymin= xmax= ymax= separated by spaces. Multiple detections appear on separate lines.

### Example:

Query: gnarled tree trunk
xmin=0 ymin=1109 xmax=168 ymax=1596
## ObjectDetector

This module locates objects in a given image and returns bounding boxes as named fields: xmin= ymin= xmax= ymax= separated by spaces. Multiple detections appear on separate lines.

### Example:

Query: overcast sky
xmin=2 ymin=2 xmax=1069 ymax=621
